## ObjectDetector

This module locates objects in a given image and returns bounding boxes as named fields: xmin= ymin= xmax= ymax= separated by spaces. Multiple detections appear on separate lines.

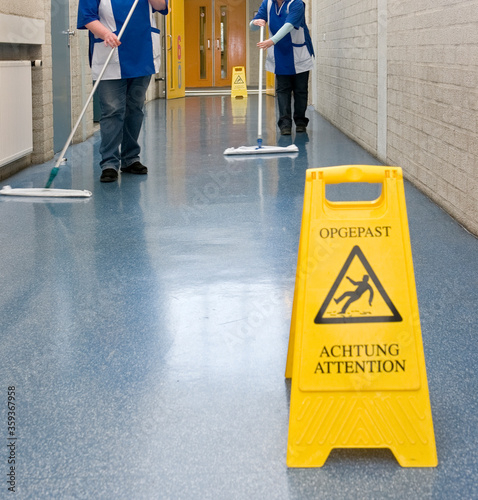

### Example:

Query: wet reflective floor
xmin=0 ymin=95 xmax=477 ymax=498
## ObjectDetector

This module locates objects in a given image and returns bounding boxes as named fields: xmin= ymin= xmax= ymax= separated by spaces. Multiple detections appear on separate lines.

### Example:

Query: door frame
xmin=51 ymin=0 xmax=72 ymax=152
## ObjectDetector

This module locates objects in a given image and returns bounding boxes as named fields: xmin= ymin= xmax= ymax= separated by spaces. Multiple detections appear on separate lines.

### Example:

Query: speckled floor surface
xmin=0 ymin=95 xmax=477 ymax=499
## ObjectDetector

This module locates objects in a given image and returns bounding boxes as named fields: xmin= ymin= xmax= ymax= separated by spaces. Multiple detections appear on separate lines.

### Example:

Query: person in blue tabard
xmin=251 ymin=0 xmax=314 ymax=135
xmin=78 ymin=0 xmax=169 ymax=182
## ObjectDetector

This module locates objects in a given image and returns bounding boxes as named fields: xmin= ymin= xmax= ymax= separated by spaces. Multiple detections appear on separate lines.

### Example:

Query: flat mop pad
xmin=0 ymin=185 xmax=92 ymax=198
xmin=223 ymin=144 xmax=298 ymax=155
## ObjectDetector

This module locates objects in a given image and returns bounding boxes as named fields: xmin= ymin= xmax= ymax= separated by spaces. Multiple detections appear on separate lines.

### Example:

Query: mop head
xmin=0 ymin=185 xmax=92 ymax=198
xmin=223 ymin=144 xmax=299 ymax=155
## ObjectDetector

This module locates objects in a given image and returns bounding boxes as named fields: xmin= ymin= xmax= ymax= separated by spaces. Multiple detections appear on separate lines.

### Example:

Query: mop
xmin=224 ymin=26 xmax=299 ymax=156
xmin=0 ymin=0 xmax=141 ymax=199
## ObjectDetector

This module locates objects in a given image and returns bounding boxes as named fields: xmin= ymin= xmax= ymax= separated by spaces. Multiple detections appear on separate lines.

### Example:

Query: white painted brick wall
xmin=314 ymin=0 xmax=379 ymax=153
xmin=311 ymin=0 xmax=478 ymax=236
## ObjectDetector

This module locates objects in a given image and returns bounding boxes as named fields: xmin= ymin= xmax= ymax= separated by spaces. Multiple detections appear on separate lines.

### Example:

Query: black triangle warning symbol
xmin=314 ymin=245 xmax=402 ymax=324
xmin=234 ymin=76 xmax=245 ymax=85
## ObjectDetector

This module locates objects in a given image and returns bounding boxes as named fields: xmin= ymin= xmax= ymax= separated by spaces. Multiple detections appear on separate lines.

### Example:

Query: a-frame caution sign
xmin=231 ymin=67 xmax=247 ymax=99
xmin=285 ymin=165 xmax=437 ymax=468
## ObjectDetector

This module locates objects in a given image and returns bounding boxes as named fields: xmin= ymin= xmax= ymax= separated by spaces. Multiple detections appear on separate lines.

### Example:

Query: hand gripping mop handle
xmin=45 ymin=0 xmax=141 ymax=188
xmin=257 ymin=25 xmax=265 ymax=149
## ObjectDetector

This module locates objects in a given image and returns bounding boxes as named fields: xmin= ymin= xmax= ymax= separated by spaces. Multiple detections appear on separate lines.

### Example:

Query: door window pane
xmin=220 ymin=6 xmax=227 ymax=80
xmin=200 ymin=7 xmax=207 ymax=79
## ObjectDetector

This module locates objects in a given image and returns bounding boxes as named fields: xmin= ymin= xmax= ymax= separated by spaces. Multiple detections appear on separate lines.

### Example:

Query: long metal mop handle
xmin=46 ymin=0 xmax=141 ymax=188
xmin=257 ymin=25 xmax=264 ymax=148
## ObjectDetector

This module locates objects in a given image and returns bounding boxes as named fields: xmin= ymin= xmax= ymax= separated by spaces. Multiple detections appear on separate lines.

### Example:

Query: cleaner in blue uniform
xmin=78 ymin=0 xmax=169 ymax=182
xmin=251 ymin=0 xmax=314 ymax=135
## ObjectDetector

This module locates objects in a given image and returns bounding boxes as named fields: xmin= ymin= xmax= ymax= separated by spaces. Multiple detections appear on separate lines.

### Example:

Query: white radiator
xmin=0 ymin=61 xmax=33 ymax=167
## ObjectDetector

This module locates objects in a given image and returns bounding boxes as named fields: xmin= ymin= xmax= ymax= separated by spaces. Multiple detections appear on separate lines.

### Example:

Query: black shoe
xmin=100 ymin=168 xmax=118 ymax=183
xmin=121 ymin=161 xmax=148 ymax=174
xmin=280 ymin=127 xmax=292 ymax=136
xmin=296 ymin=125 xmax=307 ymax=133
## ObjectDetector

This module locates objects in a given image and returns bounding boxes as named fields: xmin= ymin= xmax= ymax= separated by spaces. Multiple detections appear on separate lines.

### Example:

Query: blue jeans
xmin=97 ymin=75 xmax=151 ymax=171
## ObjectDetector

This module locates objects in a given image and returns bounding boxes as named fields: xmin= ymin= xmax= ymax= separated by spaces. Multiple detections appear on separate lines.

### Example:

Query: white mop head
xmin=223 ymin=144 xmax=299 ymax=155
xmin=0 ymin=185 xmax=92 ymax=198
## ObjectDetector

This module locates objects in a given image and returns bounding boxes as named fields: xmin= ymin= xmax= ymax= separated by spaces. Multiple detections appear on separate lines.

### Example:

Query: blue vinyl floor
xmin=0 ymin=95 xmax=477 ymax=499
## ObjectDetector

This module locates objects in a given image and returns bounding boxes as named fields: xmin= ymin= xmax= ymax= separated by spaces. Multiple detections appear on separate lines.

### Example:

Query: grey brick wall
xmin=313 ymin=0 xmax=379 ymax=153
xmin=311 ymin=0 xmax=478 ymax=236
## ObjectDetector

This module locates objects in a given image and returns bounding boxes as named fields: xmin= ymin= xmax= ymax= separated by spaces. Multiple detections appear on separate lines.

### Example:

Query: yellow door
xmin=184 ymin=0 xmax=246 ymax=88
xmin=166 ymin=0 xmax=185 ymax=99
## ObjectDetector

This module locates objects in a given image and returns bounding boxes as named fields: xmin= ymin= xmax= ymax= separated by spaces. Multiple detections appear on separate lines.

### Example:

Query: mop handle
xmin=51 ymin=0 xmax=141 ymax=173
xmin=257 ymin=25 xmax=264 ymax=143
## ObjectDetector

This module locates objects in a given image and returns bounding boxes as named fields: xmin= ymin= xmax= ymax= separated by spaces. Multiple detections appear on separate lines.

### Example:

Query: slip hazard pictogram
xmin=314 ymin=245 xmax=402 ymax=324
xmin=234 ymin=75 xmax=245 ymax=85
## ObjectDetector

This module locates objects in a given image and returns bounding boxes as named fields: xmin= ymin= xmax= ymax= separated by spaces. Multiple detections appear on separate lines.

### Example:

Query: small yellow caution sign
xmin=231 ymin=66 xmax=247 ymax=99
xmin=286 ymin=165 xmax=437 ymax=468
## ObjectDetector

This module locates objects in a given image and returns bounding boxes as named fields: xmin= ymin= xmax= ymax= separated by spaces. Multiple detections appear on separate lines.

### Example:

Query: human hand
xmin=252 ymin=19 xmax=266 ymax=27
xmin=85 ymin=20 xmax=122 ymax=47
xmin=257 ymin=39 xmax=274 ymax=49
xmin=103 ymin=31 xmax=121 ymax=48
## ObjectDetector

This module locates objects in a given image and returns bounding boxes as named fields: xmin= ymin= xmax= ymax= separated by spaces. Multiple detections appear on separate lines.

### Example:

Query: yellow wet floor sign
xmin=231 ymin=67 xmax=247 ymax=99
xmin=286 ymin=165 xmax=437 ymax=468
